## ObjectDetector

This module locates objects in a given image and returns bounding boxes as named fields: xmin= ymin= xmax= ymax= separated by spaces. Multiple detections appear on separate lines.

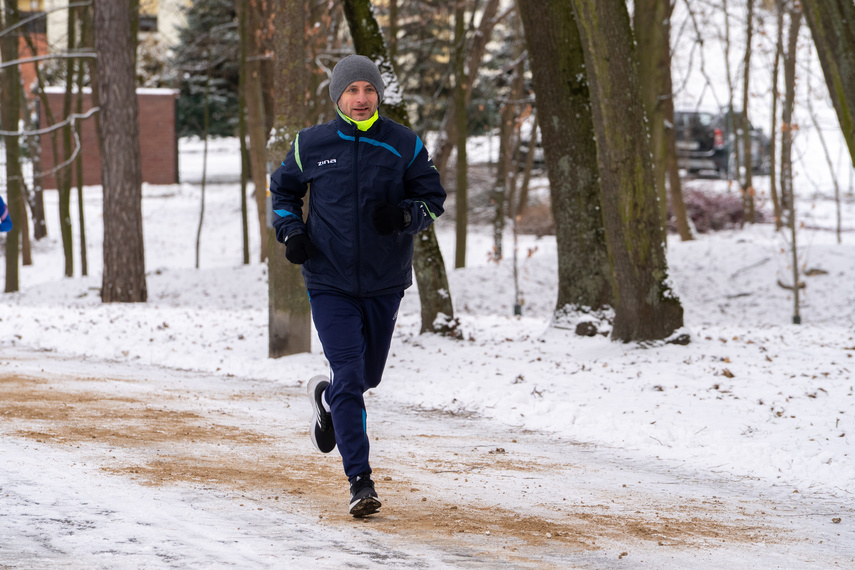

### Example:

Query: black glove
xmin=285 ymin=233 xmax=313 ymax=264
xmin=372 ymin=202 xmax=409 ymax=235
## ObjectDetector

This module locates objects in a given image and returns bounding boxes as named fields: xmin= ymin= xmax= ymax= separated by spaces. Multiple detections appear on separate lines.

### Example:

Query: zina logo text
xmin=318 ymin=158 xmax=337 ymax=167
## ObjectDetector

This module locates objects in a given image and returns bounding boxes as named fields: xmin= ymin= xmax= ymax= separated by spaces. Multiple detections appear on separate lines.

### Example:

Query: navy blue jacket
xmin=269 ymin=113 xmax=446 ymax=297
xmin=0 ymin=194 xmax=11 ymax=232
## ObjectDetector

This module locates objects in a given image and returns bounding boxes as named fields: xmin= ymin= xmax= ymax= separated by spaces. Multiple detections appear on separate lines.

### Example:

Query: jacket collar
xmin=335 ymin=108 xmax=382 ymax=136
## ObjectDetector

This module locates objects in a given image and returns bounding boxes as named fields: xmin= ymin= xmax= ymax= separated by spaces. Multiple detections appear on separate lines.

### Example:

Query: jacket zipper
xmin=353 ymin=124 xmax=362 ymax=295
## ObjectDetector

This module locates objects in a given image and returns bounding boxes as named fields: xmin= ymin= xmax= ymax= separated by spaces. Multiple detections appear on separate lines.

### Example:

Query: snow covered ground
xmin=2 ymin=1 xmax=854 ymax=565
xmin=1 ymin=135 xmax=854 ymax=566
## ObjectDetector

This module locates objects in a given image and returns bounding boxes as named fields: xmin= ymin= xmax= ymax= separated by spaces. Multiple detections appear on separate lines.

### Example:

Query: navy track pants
xmin=309 ymin=289 xmax=403 ymax=480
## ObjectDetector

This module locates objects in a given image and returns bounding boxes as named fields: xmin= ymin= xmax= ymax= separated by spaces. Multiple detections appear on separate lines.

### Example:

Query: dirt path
xmin=1 ymin=351 xmax=852 ymax=568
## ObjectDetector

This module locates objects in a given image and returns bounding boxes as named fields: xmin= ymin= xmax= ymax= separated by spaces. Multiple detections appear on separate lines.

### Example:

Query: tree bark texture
xmin=571 ymin=0 xmax=683 ymax=341
xmin=517 ymin=0 xmax=613 ymax=316
xmin=1 ymin=0 xmax=22 ymax=293
xmin=635 ymin=0 xmax=692 ymax=242
xmin=453 ymin=3 xmax=468 ymax=269
xmin=801 ymin=0 xmax=855 ymax=168
xmin=60 ymin=5 xmax=77 ymax=277
xmin=782 ymin=6 xmax=803 ymax=323
xmin=741 ymin=0 xmax=756 ymax=223
xmin=769 ymin=0 xmax=784 ymax=230
xmin=76 ymin=4 xmax=91 ymax=276
xmin=634 ymin=0 xmax=670 ymax=226
xmin=660 ymin=8 xmax=693 ymax=243
xmin=236 ymin=0 xmax=251 ymax=265
xmin=94 ymin=0 xmax=147 ymax=302
xmin=342 ymin=0 xmax=456 ymax=335
xmin=246 ymin=0 xmax=270 ymax=262
xmin=780 ymin=6 xmax=802 ymax=229
xmin=253 ymin=0 xmax=276 ymax=137
xmin=268 ymin=0 xmax=311 ymax=357
xmin=491 ymin=80 xmax=512 ymax=262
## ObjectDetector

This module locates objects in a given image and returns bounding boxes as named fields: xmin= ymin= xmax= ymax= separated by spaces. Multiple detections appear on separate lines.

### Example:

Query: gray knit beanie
xmin=329 ymin=55 xmax=385 ymax=105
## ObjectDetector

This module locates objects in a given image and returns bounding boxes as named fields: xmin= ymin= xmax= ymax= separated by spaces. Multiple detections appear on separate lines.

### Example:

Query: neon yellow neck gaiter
xmin=337 ymin=107 xmax=379 ymax=131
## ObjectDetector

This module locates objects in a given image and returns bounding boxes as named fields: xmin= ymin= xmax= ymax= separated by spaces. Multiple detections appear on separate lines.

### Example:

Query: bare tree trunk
xmin=21 ymin=96 xmax=46 ymax=241
xmin=77 ymin=4 xmax=90 ymax=276
xmin=665 ymin=124 xmax=692 ymax=241
xmin=432 ymin=0 xmax=502 ymax=180
xmin=256 ymin=1 xmax=275 ymax=137
xmin=662 ymin=11 xmax=692 ymax=242
xmin=453 ymin=3 xmax=468 ymax=269
xmin=268 ymin=0 xmax=311 ymax=356
xmin=780 ymin=5 xmax=801 ymax=228
xmin=17 ymin=27 xmax=46 ymax=241
xmin=493 ymin=19 xmax=525 ymax=264
xmin=1 ymin=0 xmax=22 ymax=293
xmin=246 ymin=69 xmax=269 ymax=261
xmin=236 ymin=0 xmax=250 ymax=265
xmin=516 ymin=109 xmax=539 ymax=218
xmin=17 ymin=194 xmax=30 ymax=267
xmin=195 ymin=67 xmax=210 ymax=270
xmin=722 ymin=0 xmax=742 ymax=184
xmin=24 ymin=25 xmax=65 ymax=248
xmin=87 ymin=1 xmax=102 ymax=156
xmin=246 ymin=0 xmax=269 ymax=262
xmin=60 ymin=6 xmax=77 ymax=277
xmin=806 ymin=67 xmax=843 ymax=243
xmin=5 ymin=17 xmax=32 ymax=267
xmin=518 ymin=0 xmax=613 ymax=321
xmin=10 ymin=61 xmax=32 ymax=266
xmin=571 ymin=0 xmax=683 ymax=341
xmin=741 ymin=0 xmax=756 ymax=223
xmin=491 ymin=80 xmax=513 ymax=262
xmin=515 ymin=111 xmax=537 ymax=217
xmin=770 ymin=0 xmax=784 ymax=230
xmin=25 ymin=37 xmax=66 ymax=244
xmin=634 ymin=0 xmax=669 ymax=224
xmin=636 ymin=0 xmax=692 ymax=242
xmin=94 ymin=0 xmax=147 ymax=303
xmin=342 ymin=0 xmax=456 ymax=336
xmin=801 ymin=0 xmax=855 ymax=168
xmin=781 ymin=4 xmax=802 ymax=323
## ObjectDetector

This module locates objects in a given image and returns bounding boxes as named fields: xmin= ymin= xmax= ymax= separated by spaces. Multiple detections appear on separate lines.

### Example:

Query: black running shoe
xmin=349 ymin=473 xmax=381 ymax=517
xmin=308 ymin=375 xmax=336 ymax=453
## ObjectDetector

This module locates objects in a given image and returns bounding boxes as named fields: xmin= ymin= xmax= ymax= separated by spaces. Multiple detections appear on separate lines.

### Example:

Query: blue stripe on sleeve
xmin=408 ymin=136 xmax=424 ymax=169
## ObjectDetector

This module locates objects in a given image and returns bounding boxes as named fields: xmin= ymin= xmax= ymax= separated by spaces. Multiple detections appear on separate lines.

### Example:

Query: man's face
xmin=338 ymin=81 xmax=379 ymax=121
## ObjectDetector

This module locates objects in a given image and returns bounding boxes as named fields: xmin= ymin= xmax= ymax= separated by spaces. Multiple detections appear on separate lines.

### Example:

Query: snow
xmin=42 ymin=86 xmax=179 ymax=96
xmin=2 ymin=2 xmax=855 ymax=562
xmin=2 ymin=133 xmax=854 ymax=566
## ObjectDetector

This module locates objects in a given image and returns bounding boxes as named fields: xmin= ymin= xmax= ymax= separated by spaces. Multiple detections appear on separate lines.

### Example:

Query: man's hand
xmin=372 ymin=202 xmax=409 ymax=235
xmin=285 ymin=233 xmax=314 ymax=264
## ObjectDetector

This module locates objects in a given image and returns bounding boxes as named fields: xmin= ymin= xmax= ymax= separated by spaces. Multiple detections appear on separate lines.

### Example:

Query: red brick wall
xmin=39 ymin=89 xmax=178 ymax=189
xmin=19 ymin=35 xmax=48 ymax=98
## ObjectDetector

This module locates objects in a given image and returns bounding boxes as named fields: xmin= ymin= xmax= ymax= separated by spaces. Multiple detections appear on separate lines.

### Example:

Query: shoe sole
xmin=349 ymin=496 xmax=381 ymax=517
xmin=308 ymin=375 xmax=336 ymax=453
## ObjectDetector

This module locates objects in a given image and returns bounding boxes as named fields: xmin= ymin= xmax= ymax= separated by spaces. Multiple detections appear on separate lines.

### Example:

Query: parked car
xmin=516 ymin=115 xmax=546 ymax=170
xmin=516 ymin=136 xmax=545 ymax=169
xmin=674 ymin=109 xmax=771 ymax=179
